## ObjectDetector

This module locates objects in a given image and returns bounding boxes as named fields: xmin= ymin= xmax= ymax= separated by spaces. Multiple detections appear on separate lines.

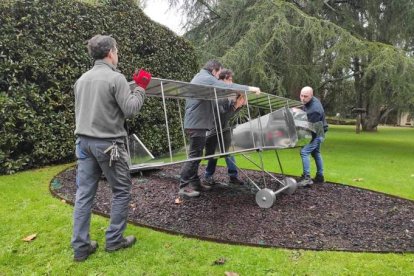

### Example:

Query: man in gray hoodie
xmin=72 ymin=35 xmax=146 ymax=261
xmin=179 ymin=60 xmax=260 ymax=197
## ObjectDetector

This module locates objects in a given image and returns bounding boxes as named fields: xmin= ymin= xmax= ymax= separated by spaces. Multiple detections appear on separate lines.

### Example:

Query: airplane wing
xmin=129 ymin=78 xmax=302 ymax=110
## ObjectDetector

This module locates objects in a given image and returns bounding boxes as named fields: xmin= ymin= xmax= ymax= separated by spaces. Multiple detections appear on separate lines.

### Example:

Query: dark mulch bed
xmin=51 ymin=165 xmax=414 ymax=252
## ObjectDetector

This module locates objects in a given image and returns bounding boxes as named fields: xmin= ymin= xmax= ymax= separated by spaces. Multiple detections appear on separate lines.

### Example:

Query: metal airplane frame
xmin=127 ymin=78 xmax=317 ymax=208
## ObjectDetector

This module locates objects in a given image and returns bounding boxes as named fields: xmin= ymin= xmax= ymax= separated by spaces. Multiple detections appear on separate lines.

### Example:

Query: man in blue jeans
xmin=204 ymin=69 xmax=245 ymax=185
xmin=297 ymin=86 xmax=328 ymax=186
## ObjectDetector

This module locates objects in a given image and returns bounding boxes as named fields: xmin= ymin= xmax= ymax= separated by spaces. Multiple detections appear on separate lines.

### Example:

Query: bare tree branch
xmin=197 ymin=0 xmax=222 ymax=19
xmin=323 ymin=0 xmax=337 ymax=12
xmin=318 ymin=72 xmax=360 ymax=90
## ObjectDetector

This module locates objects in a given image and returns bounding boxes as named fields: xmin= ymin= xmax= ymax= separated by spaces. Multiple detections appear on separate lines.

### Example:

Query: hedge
xmin=0 ymin=0 xmax=199 ymax=174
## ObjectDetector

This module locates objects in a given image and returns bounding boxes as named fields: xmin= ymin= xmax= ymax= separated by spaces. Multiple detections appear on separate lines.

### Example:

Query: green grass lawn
xmin=234 ymin=125 xmax=414 ymax=200
xmin=0 ymin=125 xmax=413 ymax=275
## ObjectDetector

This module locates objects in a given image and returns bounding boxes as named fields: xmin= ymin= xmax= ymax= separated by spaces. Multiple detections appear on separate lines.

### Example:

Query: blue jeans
xmin=205 ymin=155 xmax=238 ymax=178
xmin=205 ymin=130 xmax=238 ymax=178
xmin=300 ymin=136 xmax=324 ymax=177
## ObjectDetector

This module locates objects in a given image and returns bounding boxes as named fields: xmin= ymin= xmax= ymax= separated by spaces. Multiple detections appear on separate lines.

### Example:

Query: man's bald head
xmin=300 ymin=86 xmax=314 ymax=104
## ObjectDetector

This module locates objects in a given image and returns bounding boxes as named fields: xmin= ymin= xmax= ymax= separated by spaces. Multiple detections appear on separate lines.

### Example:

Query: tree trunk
xmin=362 ymin=102 xmax=382 ymax=132
xmin=355 ymin=114 xmax=361 ymax=134
xmin=362 ymin=115 xmax=379 ymax=131
xmin=353 ymin=57 xmax=364 ymax=133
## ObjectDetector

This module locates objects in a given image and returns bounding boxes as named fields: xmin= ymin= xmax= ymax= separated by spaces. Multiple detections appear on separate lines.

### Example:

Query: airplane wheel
xmin=255 ymin=188 xmax=276 ymax=208
xmin=281 ymin=177 xmax=298 ymax=195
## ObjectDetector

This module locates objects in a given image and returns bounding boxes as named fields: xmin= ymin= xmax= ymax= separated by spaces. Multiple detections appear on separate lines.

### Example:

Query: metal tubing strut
xmin=213 ymin=88 xmax=225 ymax=154
xmin=255 ymin=102 xmax=266 ymax=188
xmin=274 ymin=184 xmax=291 ymax=194
xmin=240 ymin=153 xmax=284 ymax=186
xmin=258 ymin=150 xmax=266 ymax=188
xmin=244 ymin=90 xmax=256 ymax=148
xmin=177 ymin=99 xmax=188 ymax=158
xmin=267 ymin=94 xmax=273 ymax=113
xmin=227 ymin=160 xmax=261 ymax=191
xmin=126 ymin=134 xmax=131 ymax=167
xmin=267 ymin=94 xmax=285 ymax=174
xmin=211 ymin=95 xmax=220 ymax=153
xmin=274 ymin=149 xmax=284 ymax=175
xmin=160 ymin=82 xmax=173 ymax=162
xmin=255 ymin=94 xmax=265 ymax=147
xmin=283 ymin=104 xmax=294 ymax=143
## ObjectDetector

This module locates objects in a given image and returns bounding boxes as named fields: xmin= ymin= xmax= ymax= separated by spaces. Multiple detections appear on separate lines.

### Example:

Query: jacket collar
xmin=305 ymin=97 xmax=314 ymax=107
xmin=94 ymin=59 xmax=118 ymax=72
xmin=201 ymin=68 xmax=214 ymax=76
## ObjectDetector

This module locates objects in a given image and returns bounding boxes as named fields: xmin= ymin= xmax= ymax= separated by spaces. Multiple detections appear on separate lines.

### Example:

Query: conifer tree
xmin=168 ymin=0 xmax=414 ymax=130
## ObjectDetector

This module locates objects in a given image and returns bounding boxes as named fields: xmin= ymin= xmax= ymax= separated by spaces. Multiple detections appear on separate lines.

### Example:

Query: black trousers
xmin=179 ymin=129 xmax=206 ymax=188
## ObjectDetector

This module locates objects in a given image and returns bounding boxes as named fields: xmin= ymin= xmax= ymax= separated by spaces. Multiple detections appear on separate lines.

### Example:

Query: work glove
xmin=133 ymin=69 xmax=152 ymax=90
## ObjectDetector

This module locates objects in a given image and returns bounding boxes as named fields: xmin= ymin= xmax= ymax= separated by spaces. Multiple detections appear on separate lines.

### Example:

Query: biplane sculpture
xmin=127 ymin=78 xmax=317 ymax=208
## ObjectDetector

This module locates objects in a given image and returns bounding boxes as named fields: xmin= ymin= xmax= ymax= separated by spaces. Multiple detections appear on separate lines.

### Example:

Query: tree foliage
xmin=299 ymin=0 xmax=414 ymax=52
xmin=0 ymin=0 xmax=198 ymax=174
xmin=295 ymin=0 xmax=414 ymax=129
xmin=170 ymin=0 xmax=414 ymax=130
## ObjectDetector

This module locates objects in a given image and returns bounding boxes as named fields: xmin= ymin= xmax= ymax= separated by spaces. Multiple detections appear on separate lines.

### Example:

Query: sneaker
xmin=204 ymin=176 xmax=216 ymax=187
xmin=178 ymin=187 xmax=200 ymax=197
xmin=314 ymin=174 xmax=325 ymax=183
xmin=74 ymin=240 xmax=98 ymax=262
xmin=105 ymin=236 xmax=136 ymax=252
xmin=298 ymin=175 xmax=313 ymax=187
xmin=229 ymin=176 xmax=244 ymax=185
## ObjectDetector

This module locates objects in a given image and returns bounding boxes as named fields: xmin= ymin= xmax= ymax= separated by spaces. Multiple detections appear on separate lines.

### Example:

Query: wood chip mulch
xmin=51 ymin=165 xmax=414 ymax=252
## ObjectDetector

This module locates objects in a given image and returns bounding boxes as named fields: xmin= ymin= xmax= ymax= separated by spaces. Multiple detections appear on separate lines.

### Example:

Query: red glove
xmin=133 ymin=69 xmax=152 ymax=90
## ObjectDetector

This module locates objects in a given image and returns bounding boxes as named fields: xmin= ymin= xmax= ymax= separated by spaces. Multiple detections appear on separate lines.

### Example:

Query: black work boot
xmin=314 ymin=174 xmax=325 ymax=183
xmin=105 ymin=236 xmax=136 ymax=252
xmin=74 ymin=241 xmax=98 ymax=262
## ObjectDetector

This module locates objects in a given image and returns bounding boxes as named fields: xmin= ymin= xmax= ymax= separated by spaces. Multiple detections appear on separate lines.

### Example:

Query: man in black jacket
xmin=179 ymin=60 xmax=260 ymax=197
xmin=297 ymin=86 xmax=328 ymax=186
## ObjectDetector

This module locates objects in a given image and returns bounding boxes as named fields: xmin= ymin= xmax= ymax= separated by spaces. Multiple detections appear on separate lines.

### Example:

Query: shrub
xmin=0 ymin=0 xmax=198 ymax=174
